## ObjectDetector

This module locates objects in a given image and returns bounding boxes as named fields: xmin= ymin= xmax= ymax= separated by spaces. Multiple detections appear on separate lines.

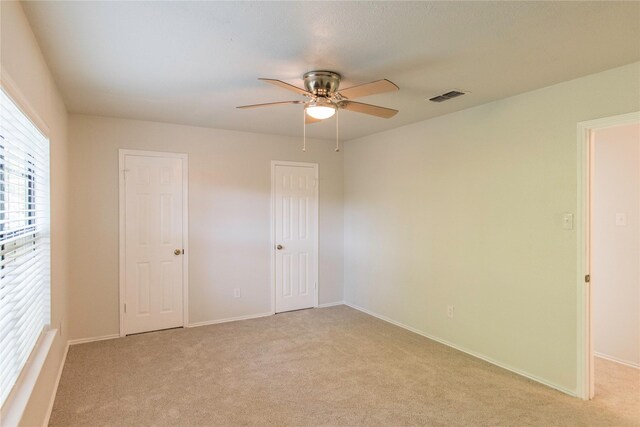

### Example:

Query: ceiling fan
xmin=237 ymin=71 xmax=399 ymax=124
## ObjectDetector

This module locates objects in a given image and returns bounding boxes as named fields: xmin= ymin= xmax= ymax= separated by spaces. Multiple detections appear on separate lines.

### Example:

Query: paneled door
xmin=121 ymin=151 xmax=187 ymax=335
xmin=273 ymin=162 xmax=318 ymax=313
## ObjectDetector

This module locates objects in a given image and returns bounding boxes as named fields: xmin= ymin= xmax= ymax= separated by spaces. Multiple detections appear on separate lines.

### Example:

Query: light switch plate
xmin=562 ymin=213 xmax=574 ymax=230
xmin=615 ymin=213 xmax=627 ymax=227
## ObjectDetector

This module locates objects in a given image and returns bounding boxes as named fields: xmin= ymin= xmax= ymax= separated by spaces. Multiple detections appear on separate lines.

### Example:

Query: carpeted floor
xmin=594 ymin=356 xmax=640 ymax=424
xmin=49 ymin=305 xmax=639 ymax=426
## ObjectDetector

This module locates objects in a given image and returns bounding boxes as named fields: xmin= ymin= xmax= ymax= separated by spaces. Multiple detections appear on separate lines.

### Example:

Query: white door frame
xmin=576 ymin=111 xmax=640 ymax=399
xmin=118 ymin=149 xmax=189 ymax=337
xmin=270 ymin=160 xmax=319 ymax=314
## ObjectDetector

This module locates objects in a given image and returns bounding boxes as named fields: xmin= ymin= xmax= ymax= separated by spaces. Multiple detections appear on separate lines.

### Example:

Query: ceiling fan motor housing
xmin=303 ymin=71 xmax=341 ymax=97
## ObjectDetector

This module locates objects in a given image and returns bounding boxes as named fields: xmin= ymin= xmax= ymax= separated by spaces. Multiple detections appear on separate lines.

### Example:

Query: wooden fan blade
xmin=340 ymin=101 xmax=398 ymax=118
xmin=305 ymin=114 xmax=321 ymax=125
xmin=338 ymin=79 xmax=398 ymax=100
xmin=236 ymin=100 xmax=303 ymax=109
xmin=259 ymin=78 xmax=312 ymax=96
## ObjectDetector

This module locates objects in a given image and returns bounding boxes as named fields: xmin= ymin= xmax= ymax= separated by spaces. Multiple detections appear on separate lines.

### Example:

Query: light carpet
xmin=49 ymin=305 xmax=639 ymax=426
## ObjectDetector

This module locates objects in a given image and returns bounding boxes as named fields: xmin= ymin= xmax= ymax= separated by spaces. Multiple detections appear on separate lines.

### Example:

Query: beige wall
xmin=593 ymin=124 xmax=640 ymax=367
xmin=67 ymin=115 xmax=344 ymax=340
xmin=343 ymin=62 xmax=640 ymax=394
xmin=1 ymin=2 xmax=70 ymax=426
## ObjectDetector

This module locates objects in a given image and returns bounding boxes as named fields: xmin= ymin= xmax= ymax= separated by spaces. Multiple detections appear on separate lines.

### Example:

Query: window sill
xmin=0 ymin=329 xmax=57 ymax=427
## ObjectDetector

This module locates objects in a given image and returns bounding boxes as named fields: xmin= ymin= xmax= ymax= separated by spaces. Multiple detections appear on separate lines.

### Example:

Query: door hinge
xmin=585 ymin=274 xmax=591 ymax=283
xmin=124 ymin=303 xmax=127 ymax=313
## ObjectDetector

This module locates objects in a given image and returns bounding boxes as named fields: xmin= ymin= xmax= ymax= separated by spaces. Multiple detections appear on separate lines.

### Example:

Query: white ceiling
xmin=22 ymin=1 xmax=640 ymax=141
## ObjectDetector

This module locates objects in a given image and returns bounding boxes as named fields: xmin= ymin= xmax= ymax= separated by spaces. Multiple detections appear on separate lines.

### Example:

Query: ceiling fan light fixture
xmin=305 ymin=100 xmax=336 ymax=120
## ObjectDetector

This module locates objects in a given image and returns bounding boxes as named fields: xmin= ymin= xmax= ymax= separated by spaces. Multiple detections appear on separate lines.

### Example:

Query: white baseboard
xmin=188 ymin=304 xmax=345 ymax=327
xmin=595 ymin=352 xmax=640 ymax=369
xmin=68 ymin=334 xmax=120 ymax=346
xmin=187 ymin=311 xmax=273 ymax=328
xmin=318 ymin=301 xmax=345 ymax=308
xmin=42 ymin=343 xmax=68 ymax=427
xmin=344 ymin=302 xmax=577 ymax=398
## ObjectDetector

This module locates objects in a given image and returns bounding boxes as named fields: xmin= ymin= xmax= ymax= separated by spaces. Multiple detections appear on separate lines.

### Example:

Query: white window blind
xmin=0 ymin=88 xmax=50 ymax=406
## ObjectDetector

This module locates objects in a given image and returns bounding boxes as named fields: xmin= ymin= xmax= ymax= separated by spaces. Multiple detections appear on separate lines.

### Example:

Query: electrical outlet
xmin=447 ymin=305 xmax=454 ymax=318
xmin=233 ymin=288 xmax=241 ymax=298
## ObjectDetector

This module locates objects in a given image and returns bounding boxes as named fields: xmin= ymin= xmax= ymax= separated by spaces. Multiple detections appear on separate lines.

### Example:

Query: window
xmin=0 ymin=89 xmax=50 ymax=406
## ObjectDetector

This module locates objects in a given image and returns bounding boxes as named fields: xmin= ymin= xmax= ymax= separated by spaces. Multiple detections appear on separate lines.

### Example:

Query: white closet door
xmin=273 ymin=163 xmax=318 ymax=313
xmin=124 ymin=154 xmax=184 ymax=334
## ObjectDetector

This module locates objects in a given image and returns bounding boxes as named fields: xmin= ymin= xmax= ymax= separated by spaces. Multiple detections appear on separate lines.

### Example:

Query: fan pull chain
xmin=335 ymin=108 xmax=340 ymax=152
xmin=302 ymin=109 xmax=307 ymax=152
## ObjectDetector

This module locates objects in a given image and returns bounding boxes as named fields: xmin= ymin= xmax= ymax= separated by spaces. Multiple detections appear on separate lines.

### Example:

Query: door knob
xmin=174 ymin=249 xmax=182 ymax=255
xmin=276 ymin=244 xmax=283 ymax=250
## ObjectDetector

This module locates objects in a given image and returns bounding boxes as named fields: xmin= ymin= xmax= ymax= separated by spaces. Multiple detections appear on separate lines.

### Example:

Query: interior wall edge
xmin=67 ymin=335 xmax=121 ymax=346
xmin=67 ymin=304 xmax=347 ymax=344
xmin=344 ymin=302 xmax=578 ymax=397
xmin=187 ymin=312 xmax=274 ymax=329
xmin=594 ymin=352 xmax=640 ymax=370
xmin=317 ymin=301 xmax=345 ymax=308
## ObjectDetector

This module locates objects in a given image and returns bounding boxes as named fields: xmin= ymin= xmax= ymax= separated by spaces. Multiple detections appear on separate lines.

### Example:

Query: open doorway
xmin=591 ymin=121 xmax=640 ymax=409
xmin=577 ymin=113 xmax=640 ymax=413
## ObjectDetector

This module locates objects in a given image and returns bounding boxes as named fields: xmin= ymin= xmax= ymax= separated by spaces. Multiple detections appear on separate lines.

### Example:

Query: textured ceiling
xmin=22 ymin=1 xmax=640 ymax=141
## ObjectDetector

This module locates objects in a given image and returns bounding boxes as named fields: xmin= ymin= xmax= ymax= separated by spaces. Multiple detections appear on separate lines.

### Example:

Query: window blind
xmin=0 ymin=88 xmax=50 ymax=406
